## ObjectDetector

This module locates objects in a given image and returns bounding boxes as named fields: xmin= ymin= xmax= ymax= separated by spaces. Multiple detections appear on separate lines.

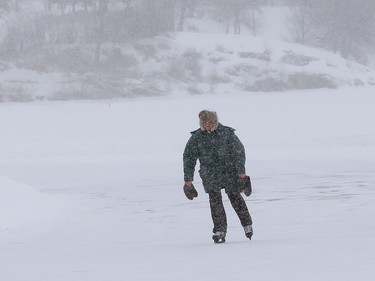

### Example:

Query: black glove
xmin=238 ymin=175 xmax=252 ymax=197
xmin=183 ymin=183 xmax=198 ymax=200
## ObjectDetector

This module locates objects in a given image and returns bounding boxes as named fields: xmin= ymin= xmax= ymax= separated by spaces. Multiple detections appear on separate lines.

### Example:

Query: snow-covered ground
xmin=1 ymin=87 xmax=374 ymax=281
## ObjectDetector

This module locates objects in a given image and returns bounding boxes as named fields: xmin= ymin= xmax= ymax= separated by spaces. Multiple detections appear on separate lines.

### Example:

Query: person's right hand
xmin=183 ymin=182 xmax=198 ymax=200
xmin=184 ymin=181 xmax=193 ymax=187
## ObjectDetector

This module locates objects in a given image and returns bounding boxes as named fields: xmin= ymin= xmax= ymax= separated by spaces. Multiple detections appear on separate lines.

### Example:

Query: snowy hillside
xmin=1 ymin=88 xmax=375 ymax=280
xmin=1 ymin=5 xmax=375 ymax=102
xmin=1 ymin=31 xmax=375 ymax=102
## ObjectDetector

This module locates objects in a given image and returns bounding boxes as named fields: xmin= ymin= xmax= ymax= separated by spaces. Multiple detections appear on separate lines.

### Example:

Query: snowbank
xmin=0 ymin=175 xmax=67 ymax=232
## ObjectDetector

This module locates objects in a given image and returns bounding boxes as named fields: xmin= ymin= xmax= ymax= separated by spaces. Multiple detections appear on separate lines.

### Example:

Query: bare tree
xmin=310 ymin=0 xmax=375 ymax=61
xmin=286 ymin=0 xmax=375 ymax=62
xmin=211 ymin=0 xmax=260 ymax=35
xmin=176 ymin=0 xmax=197 ymax=31
xmin=93 ymin=0 xmax=108 ymax=62
xmin=286 ymin=0 xmax=313 ymax=44
xmin=0 ymin=0 xmax=18 ymax=11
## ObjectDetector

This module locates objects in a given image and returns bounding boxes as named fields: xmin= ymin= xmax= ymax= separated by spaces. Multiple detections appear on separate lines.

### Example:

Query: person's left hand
xmin=238 ymin=174 xmax=252 ymax=197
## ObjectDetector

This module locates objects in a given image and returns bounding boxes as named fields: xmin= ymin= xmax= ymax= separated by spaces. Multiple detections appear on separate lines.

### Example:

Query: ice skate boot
xmin=244 ymin=225 xmax=253 ymax=240
xmin=212 ymin=231 xmax=226 ymax=243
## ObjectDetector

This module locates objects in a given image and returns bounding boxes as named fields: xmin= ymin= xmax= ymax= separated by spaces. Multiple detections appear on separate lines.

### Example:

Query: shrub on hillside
xmin=133 ymin=43 xmax=158 ymax=61
xmin=282 ymin=51 xmax=317 ymax=66
xmin=287 ymin=73 xmax=336 ymax=89
xmin=244 ymin=77 xmax=287 ymax=92
xmin=167 ymin=48 xmax=202 ymax=82
xmin=0 ymin=83 xmax=34 ymax=102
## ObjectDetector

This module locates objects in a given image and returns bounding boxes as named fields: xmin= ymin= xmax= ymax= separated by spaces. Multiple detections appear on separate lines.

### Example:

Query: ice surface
xmin=1 ymin=88 xmax=374 ymax=281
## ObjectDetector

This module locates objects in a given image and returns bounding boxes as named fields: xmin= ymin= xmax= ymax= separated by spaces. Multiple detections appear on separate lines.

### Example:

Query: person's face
xmin=203 ymin=121 xmax=214 ymax=131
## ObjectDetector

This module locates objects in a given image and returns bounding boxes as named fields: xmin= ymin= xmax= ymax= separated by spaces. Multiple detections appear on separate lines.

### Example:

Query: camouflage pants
xmin=209 ymin=191 xmax=252 ymax=233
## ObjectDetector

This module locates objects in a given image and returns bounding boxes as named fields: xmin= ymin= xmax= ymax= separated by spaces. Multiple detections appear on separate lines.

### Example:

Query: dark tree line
xmin=1 ymin=0 xmax=264 ymax=50
xmin=0 ymin=0 xmax=176 ymax=58
xmin=287 ymin=0 xmax=375 ymax=62
xmin=1 ymin=0 xmax=375 ymax=63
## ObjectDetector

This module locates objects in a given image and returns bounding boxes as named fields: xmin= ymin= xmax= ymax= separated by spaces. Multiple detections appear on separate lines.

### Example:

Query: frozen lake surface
xmin=1 ymin=88 xmax=374 ymax=281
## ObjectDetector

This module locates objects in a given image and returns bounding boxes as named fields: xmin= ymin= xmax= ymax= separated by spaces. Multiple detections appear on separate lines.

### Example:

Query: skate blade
xmin=213 ymin=237 xmax=226 ymax=243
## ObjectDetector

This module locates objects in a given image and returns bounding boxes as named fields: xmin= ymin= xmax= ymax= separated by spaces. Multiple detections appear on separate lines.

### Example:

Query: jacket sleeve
xmin=183 ymin=135 xmax=199 ymax=181
xmin=229 ymin=131 xmax=246 ymax=174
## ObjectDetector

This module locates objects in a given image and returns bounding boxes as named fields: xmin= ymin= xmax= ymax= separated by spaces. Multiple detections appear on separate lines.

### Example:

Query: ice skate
xmin=212 ymin=231 xmax=226 ymax=243
xmin=244 ymin=225 xmax=253 ymax=240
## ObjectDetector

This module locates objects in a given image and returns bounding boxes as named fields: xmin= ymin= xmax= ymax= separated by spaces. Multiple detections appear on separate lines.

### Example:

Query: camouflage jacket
xmin=183 ymin=123 xmax=246 ymax=193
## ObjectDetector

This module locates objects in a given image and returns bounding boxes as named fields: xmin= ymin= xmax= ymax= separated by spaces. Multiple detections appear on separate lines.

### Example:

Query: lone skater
xmin=183 ymin=110 xmax=253 ymax=243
